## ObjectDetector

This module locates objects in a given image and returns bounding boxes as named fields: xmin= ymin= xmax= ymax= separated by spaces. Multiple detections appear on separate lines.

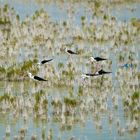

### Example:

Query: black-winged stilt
xmin=90 ymin=57 xmax=107 ymax=62
xmin=82 ymin=69 xmax=111 ymax=79
xmin=95 ymin=69 xmax=112 ymax=75
xmin=81 ymin=73 xmax=96 ymax=80
xmin=89 ymin=56 xmax=107 ymax=71
xmin=37 ymin=58 xmax=53 ymax=65
xmin=65 ymin=48 xmax=78 ymax=55
xmin=28 ymin=72 xmax=47 ymax=81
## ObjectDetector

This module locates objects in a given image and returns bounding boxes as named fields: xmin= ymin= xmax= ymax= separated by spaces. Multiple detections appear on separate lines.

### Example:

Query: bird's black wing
xmin=34 ymin=76 xmax=47 ymax=81
xmin=94 ymin=57 xmax=107 ymax=61
xmin=86 ymin=73 xmax=95 ymax=76
xmin=98 ymin=69 xmax=112 ymax=75
xmin=67 ymin=50 xmax=78 ymax=54
xmin=41 ymin=59 xmax=53 ymax=64
xmin=103 ymin=71 xmax=112 ymax=74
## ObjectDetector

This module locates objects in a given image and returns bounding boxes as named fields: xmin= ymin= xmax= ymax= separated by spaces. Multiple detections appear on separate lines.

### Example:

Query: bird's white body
xmin=37 ymin=62 xmax=41 ymax=65
xmin=28 ymin=72 xmax=34 ymax=79
xmin=95 ymin=71 xmax=99 ymax=75
xmin=81 ymin=74 xmax=89 ymax=80
xmin=90 ymin=57 xmax=96 ymax=62
xmin=65 ymin=48 xmax=68 ymax=53
xmin=27 ymin=72 xmax=47 ymax=81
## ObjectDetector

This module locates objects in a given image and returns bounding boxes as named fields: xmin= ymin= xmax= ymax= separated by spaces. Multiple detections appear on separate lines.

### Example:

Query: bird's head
xmin=94 ymin=71 xmax=99 ymax=75
xmin=37 ymin=62 xmax=41 ymax=65
xmin=65 ymin=48 xmax=68 ymax=52
xmin=27 ymin=72 xmax=32 ymax=78
xmin=89 ymin=57 xmax=96 ymax=62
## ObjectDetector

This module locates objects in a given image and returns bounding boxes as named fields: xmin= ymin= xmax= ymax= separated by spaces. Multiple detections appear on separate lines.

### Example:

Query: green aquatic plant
xmin=51 ymin=100 xmax=62 ymax=108
xmin=32 ymin=8 xmax=49 ymax=21
xmin=0 ymin=67 xmax=6 ymax=73
xmin=32 ymin=34 xmax=46 ymax=44
xmin=138 ymin=73 xmax=140 ymax=80
xmin=128 ymin=54 xmax=134 ymax=61
xmin=3 ymin=4 xmax=9 ymax=12
xmin=14 ymin=68 xmax=21 ymax=75
xmin=0 ymin=93 xmax=15 ymax=103
xmin=35 ymin=10 xmax=40 ymax=17
xmin=103 ymin=14 xmax=109 ymax=20
xmin=42 ymin=99 xmax=48 ymax=110
xmin=42 ymin=127 xmax=46 ymax=140
xmin=68 ymin=70 xmax=75 ymax=80
xmin=62 ymin=69 xmax=75 ymax=80
xmin=21 ymin=60 xmax=34 ymax=71
xmin=73 ymin=35 xmax=83 ymax=41
xmin=35 ymin=94 xmax=40 ymax=104
xmin=10 ymin=96 xmax=16 ymax=104
xmin=69 ymin=90 xmax=73 ymax=97
xmin=2 ymin=59 xmax=40 ymax=80
xmin=0 ymin=18 xmax=11 ymax=25
xmin=77 ymin=48 xmax=84 ymax=55
xmin=34 ymin=90 xmax=45 ymax=103
xmin=78 ymin=86 xmax=83 ymax=96
xmin=6 ymin=68 xmax=15 ymax=80
xmin=67 ymin=62 xmax=73 ymax=68
xmin=131 ymin=91 xmax=139 ymax=101
xmin=81 ymin=16 xmax=85 ymax=21
xmin=119 ymin=54 xmax=124 ymax=62
xmin=9 ymin=37 xmax=18 ymax=46
xmin=58 ymin=62 xmax=64 ymax=69
xmin=123 ymin=91 xmax=139 ymax=113
xmin=52 ymin=116 xmax=61 ymax=123
xmin=131 ymin=18 xmax=140 ymax=30
xmin=64 ymin=97 xmax=77 ymax=107
xmin=48 ymin=129 xmax=53 ymax=140
xmin=94 ymin=1 xmax=101 ymax=9
xmin=63 ymin=21 xmax=67 ymax=27
xmin=16 ymin=14 xmax=20 ymax=21
xmin=34 ymin=103 xmax=39 ymax=112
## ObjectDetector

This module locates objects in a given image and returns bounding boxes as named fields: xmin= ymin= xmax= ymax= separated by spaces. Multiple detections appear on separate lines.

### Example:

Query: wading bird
xmin=65 ymin=48 xmax=78 ymax=55
xmin=90 ymin=57 xmax=107 ymax=62
xmin=37 ymin=58 xmax=53 ymax=65
xmin=89 ymin=56 xmax=108 ymax=70
xmin=28 ymin=72 xmax=47 ymax=81
xmin=95 ymin=69 xmax=112 ymax=76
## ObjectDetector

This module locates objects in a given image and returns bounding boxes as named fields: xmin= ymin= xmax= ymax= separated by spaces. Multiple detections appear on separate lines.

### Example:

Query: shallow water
xmin=0 ymin=0 xmax=140 ymax=140
xmin=0 ymin=81 xmax=139 ymax=140
xmin=1 ymin=0 xmax=140 ymax=23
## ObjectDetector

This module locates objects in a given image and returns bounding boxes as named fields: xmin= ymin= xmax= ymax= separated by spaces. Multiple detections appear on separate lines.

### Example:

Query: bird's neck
xmin=29 ymin=74 xmax=34 ymax=79
xmin=91 ymin=57 xmax=95 ymax=62
xmin=31 ymin=75 xmax=34 ymax=79
xmin=95 ymin=71 xmax=99 ymax=75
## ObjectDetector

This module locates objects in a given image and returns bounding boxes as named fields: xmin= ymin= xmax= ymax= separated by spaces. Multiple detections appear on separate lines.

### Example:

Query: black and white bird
xmin=94 ymin=69 xmax=112 ymax=76
xmin=65 ymin=48 xmax=78 ymax=55
xmin=37 ymin=58 xmax=53 ymax=65
xmin=90 ymin=57 xmax=107 ymax=62
xmin=81 ymin=73 xmax=96 ymax=80
xmin=82 ymin=69 xmax=111 ymax=79
xmin=28 ymin=72 xmax=47 ymax=81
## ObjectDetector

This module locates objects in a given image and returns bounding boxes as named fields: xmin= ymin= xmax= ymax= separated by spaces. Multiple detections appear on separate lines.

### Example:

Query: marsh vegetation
xmin=0 ymin=0 xmax=140 ymax=139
